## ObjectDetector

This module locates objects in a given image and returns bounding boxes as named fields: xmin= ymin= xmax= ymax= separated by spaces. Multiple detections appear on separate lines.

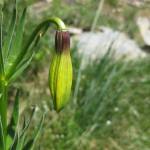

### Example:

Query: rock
xmin=72 ymin=27 xmax=146 ymax=65
xmin=136 ymin=17 xmax=150 ymax=46
xmin=69 ymin=27 xmax=83 ymax=35
xmin=126 ymin=0 xmax=146 ymax=7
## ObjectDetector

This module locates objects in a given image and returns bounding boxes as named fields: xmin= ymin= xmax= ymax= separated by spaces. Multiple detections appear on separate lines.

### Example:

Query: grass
xmin=17 ymin=47 xmax=150 ymax=150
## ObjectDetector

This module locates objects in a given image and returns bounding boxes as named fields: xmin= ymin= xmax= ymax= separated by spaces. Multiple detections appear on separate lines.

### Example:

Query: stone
xmin=136 ymin=17 xmax=150 ymax=46
xmin=72 ymin=27 xmax=146 ymax=65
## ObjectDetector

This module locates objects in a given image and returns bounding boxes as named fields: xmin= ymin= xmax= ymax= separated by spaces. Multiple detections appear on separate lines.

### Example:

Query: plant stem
xmin=0 ymin=79 xmax=8 ymax=150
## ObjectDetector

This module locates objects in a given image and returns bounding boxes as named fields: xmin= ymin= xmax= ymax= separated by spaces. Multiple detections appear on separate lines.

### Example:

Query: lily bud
xmin=49 ymin=30 xmax=72 ymax=111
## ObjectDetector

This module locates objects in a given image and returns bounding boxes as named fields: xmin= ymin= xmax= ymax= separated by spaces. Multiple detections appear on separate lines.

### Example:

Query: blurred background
xmin=1 ymin=0 xmax=150 ymax=149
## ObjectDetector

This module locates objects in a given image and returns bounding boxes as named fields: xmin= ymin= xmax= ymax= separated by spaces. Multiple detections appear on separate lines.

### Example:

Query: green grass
xmin=18 ymin=48 xmax=150 ymax=150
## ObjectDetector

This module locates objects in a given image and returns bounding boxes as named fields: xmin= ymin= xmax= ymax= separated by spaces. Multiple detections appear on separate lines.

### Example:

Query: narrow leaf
xmin=7 ymin=90 xmax=20 ymax=149
xmin=20 ymin=107 xmax=36 ymax=137
xmin=8 ymin=90 xmax=20 ymax=130
xmin=16 ymin=20 xmax=49 ymax=68
xmin=23 ymin=113 xmax=45 ymax=150
xmin=8 ymin=52 xmax=34 ymax=83
xmin=19 ymin=21 xmax=49 ymax=64
xmin=0 ymin=116 xmax=5 ymax=150
xmin=23 ymin=20 xmax=49 ymax=53
xmin=5 ymin=8 xmax=26 ymax=76
xmin=10 ymin=132 xmax=19 ymax=150
xmin=8 ymin=23 xmax=49 ymax=82
xmin=0 ymin=10 xmax=4 ymax=75
xmin=17 ymin=108 xmax=36 ymax=149
xmin=2 ymin=9 xmax=17 ymax=63
xmin=10 ymin=108 xmax=36 ymax=150
xmin=9 ymin=8 xmax=26 ymax=57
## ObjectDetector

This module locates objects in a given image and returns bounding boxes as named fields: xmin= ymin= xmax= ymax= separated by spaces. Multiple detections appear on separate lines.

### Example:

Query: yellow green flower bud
xmin=49 ymin=31 xmax=72 ymax=111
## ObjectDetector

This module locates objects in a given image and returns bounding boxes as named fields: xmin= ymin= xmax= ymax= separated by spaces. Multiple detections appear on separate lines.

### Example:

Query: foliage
xmin=25 ymin=47 xmax=150 ymax=150
xmin=0 ymin=2 xmax=69 ymax=150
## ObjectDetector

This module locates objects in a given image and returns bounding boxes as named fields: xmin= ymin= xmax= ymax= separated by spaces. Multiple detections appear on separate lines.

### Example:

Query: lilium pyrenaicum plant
xmin=0 ymin=4 xmax=72 ymax=150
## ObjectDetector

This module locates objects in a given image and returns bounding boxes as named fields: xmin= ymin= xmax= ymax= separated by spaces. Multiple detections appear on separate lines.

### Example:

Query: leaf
xmin=10 ymin=90 xmax=20 ymax=128
xmin=7 ymin=19 xmax=49 ymax=81
xmin=2 ymin=8 xmax=17 ymax=64
xmin=9 ymin=8 xmax=26 ymax=57
xmin=8 ymin=52 xmax=34 ymax=83
xmin=5 ymin=8 xmax=27 ymax=76
xmin=9 ymin=132 xmax=19 ymax=150
xmin=7 ymin=90 xmax=20 ymax=149
xmin=23 ymin=20 xmax=49 ymax=53
xmin=23 ymin=113 xmax=45 ymax=150
xmin=0 ymin=10 xmax=4 ymax=75
xmin=19 ymin=21 xmax=49 ymax=65
xmin=16 ymin=108 xmax=36 ymax=150
xmin=16 ymin=20 xmax=49 ymax=69
xmin=0 ymin=116 xmax=5 ymax=150
xmin=9 ymin=108 xmax=36 ymax=150
xmin=20 ymin=108 xmax=36 ymax=137
xmin=8 ymin=23 xmax=48 ymax=83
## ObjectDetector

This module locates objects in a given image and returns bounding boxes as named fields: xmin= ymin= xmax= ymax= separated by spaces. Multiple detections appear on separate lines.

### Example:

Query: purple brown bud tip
xmin=55 ymin=30 xmax=70 ymax=53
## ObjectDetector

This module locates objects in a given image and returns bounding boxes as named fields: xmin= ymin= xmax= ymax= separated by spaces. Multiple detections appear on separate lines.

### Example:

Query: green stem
xmin=24 ymin=17 xmax=66 ymax=52
xmin=47 ymin=17 xmax=66 ymax=30
xmin=0 ymin=79 xmax=8 ymax=150
xmin=6 ymin=17 xmax=66 ymax=80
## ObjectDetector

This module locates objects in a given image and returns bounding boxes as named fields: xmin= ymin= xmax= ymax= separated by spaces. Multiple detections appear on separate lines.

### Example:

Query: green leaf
xmin=23 ymin=113 xmax=45 ymax=150
xmin=10 ymin=90 xmax=20 ymax=129
xmin=20 ymin=108 xmax=36 ymax=137
xmin=18 ymin=21 xmax=49 ymax=66
xmin=23 ymin=21 xmax=49 ymax=53
xmin=8 ymin=23 xmax=48 ymax=83
xmin=8 ymin=52 xmax=34 ymax=83
xmin=7 ymin=90 xmax=20 ymax=149
xmin=2 ymin=8 xmax=17 ymax=64
xmin=9 ymin=108 xmax=36 ymax=150
xmin=6 ymin=17 xmax=49 ymax=81
xmin=9 ymin=132 xmax=19 ymax=150
xmin=9 ymin=8 xmax=26 ymax=57
xmin=0 ymin=116 xmax=5 ymax=150
xmin=0 ymin=10 xmax=4 ymax=75
xmin=5 ymin=8 xmax=27 ymax=77
xmin=15 ymin=108 xmax=36 ymax=150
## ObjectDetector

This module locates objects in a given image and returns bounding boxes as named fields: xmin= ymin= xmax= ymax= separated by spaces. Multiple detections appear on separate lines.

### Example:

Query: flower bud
xmin=49 ymin=31 xmax=72 ymax=111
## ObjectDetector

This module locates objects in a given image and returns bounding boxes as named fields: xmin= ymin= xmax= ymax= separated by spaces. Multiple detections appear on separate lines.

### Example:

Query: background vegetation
xmin=1 ymin=0 xmax=150 ymax=149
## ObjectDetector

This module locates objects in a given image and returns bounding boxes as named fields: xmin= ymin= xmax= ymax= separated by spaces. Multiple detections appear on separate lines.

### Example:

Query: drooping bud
xmin=49 ymin=30 xmax=72 ymax=111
